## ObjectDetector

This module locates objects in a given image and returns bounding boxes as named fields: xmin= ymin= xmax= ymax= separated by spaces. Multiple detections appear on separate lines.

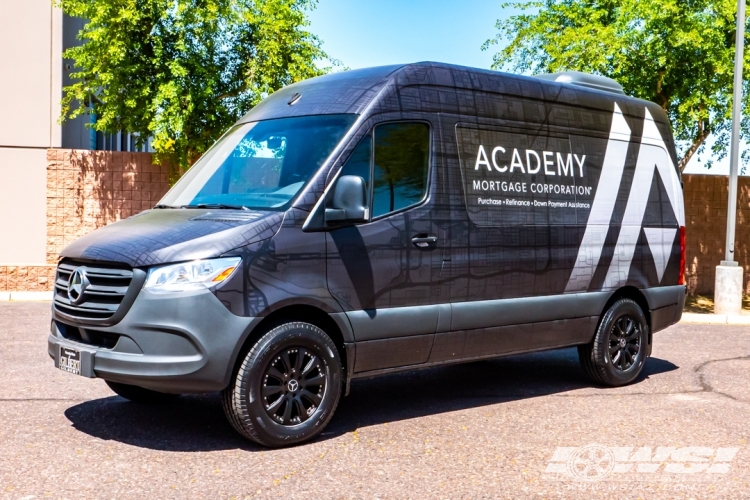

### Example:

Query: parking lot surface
xmin=1 ymin=302 xmax=749 ymax=499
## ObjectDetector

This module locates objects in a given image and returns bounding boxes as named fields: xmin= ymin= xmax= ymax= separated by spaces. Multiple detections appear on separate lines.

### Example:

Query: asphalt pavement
xmin=1 ymin=302 xmax=749 ymax=499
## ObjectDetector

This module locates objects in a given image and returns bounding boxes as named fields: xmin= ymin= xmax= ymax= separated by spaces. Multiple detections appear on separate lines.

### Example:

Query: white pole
xmin=715 ymin=0 xmax=746 ymax=315
xmin=726 ymin=0 xmax=746 ymax=262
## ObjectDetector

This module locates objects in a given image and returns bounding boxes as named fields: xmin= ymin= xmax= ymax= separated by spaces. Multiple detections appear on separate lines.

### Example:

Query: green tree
xmin=59 ymin=0 xmax=331 ymax=178
xmin=484 ymin=0 xmax=750 ymax=171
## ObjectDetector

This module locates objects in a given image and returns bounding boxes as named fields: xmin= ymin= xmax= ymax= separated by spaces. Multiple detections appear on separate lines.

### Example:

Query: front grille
xmin=54 ymin=261 xmax=134 ymax=321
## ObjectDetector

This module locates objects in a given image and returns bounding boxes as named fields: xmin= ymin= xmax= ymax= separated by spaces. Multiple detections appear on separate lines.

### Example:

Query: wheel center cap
xmin=619 ymin=338 xmax=627 ymax=348
xmin=287 ymin=379 xmax=299 ymax=392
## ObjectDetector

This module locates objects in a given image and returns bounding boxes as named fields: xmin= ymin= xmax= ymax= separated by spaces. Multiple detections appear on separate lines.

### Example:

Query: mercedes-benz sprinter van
xmin=49 ymin=63 xmax=686 ymax=447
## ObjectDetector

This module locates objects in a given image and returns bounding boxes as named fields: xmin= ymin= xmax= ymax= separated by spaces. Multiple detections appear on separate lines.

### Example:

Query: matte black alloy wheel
xmin=578 ymin=298 xmax=649 ymax=387
xmin=262 ymin=347 xmax=327 ymax=426
xmin=222 ymin=321 xmax=343 ymax=447
xmin=608 ymin=315 xmax=641 ymax=371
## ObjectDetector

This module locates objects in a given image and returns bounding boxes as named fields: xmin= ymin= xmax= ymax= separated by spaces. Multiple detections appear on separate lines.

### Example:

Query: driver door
xmin=326 ymin=120 xmax=450 ymax=373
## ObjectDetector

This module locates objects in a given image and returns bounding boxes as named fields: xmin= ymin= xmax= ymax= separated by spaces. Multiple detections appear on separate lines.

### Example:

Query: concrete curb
xmin=680 ymin=312 xmax=750 ymax=325
xmin=0 ymin=291 xmax=53 ymax=302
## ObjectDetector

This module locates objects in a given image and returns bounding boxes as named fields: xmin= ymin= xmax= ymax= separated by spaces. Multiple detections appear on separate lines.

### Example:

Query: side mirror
xmin=325 ymin=175 xmax=367 ymax=225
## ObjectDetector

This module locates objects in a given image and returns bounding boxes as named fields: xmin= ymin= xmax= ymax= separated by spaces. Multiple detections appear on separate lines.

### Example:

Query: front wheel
xmin=222 ymin=321 xmax=343 ymax=448
xmin=578 ymin=298 xmax=649 ymax=387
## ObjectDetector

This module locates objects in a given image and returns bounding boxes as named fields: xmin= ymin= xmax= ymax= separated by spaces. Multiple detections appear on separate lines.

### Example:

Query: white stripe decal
xmin=565 ymin=103 xmax=631 ymax=292
xmin=602 ymin=108 xmax=683 ymax=288
xmin=644 ymin=227 xmax=678 ymax=282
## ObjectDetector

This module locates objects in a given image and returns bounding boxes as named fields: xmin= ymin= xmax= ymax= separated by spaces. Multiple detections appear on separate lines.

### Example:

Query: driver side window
xmin=372 ymin=122 xmax=430 ymax=218
xmin=338 ymin=122 xmax=430 ymax=220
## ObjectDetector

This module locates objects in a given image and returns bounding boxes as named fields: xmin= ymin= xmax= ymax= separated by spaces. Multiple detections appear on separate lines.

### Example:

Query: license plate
xmin=59 ymin=346 xmax=82 ymax=376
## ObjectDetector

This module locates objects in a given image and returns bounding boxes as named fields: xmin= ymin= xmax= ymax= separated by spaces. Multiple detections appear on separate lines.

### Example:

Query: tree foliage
xmin=59 ymin=0 xmax=331 ymax=177
xmin=484 ymin=0 xmax=750 ymax=171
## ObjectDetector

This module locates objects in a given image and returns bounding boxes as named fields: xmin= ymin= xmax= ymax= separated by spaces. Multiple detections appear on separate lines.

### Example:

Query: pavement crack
xmin=693 ymin=355 xmax=750 ymax=403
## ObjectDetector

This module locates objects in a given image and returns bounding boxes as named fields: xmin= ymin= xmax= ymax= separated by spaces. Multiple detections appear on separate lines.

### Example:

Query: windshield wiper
xmin=180 ymin=203 xmax=250 ymax=210
xmin=152 ymin=204 xmax=176 ymax=209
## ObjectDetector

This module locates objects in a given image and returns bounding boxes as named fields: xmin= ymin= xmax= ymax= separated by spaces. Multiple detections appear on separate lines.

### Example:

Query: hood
xmin=60 ymin=209 xmax=285 ymax=268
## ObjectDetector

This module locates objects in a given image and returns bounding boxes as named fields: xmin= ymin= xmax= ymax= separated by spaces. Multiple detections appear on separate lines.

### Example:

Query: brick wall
xmin=0 ymin=265 xmax=56 ymax=292
xmin=0 ymin=149 xmax=171 ymax=292
xmin=683 ymin=174 xmax=750 ymax=295
xmin=45 ymin=149 xmax=171 ymax=262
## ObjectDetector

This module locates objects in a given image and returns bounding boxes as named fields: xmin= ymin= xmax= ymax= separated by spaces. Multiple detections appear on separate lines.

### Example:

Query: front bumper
xmin=48 ymin=287 xmax=260 ymax=393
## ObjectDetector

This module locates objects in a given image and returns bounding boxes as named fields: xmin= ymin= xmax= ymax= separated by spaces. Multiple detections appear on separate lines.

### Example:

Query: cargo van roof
xmin=238 ymin=64 xmax=405 ymax=123
xmin=238 ymin=61 xmax=651 ymax=127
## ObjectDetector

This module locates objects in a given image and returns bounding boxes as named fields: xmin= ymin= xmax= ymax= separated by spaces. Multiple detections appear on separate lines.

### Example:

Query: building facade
xmin=0 ymin=2 xmax=149 ymax=273
xmin=1 ymin=1 xmax=65 ymax=266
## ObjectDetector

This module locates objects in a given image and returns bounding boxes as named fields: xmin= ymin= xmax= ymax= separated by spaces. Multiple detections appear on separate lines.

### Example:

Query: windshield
xmin=158 ymin=114 xmax=357 ymax=210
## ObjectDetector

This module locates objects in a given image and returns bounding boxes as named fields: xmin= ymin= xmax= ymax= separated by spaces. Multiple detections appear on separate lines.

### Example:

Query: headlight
xmin=144 ymin=257 xmax=241 ymax=293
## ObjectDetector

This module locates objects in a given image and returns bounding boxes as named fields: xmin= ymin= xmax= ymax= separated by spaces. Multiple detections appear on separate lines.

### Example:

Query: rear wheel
xmin=578 ymin=298 xmax=649 ymax=387
xmin=105 ymin=381 xmax=180 ymax=403
xmin=222 ymin=321 xmax=343 ymax=448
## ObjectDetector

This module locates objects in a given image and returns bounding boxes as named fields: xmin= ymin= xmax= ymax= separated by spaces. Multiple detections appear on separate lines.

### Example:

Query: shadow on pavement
xmin=64 ymin=347 xmax=677 ymax=452
xmin=64 ymin=393 xmax=258 ymax=452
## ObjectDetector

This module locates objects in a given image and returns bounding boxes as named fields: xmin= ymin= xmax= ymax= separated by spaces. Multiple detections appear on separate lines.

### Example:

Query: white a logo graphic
xmin=566 ymin=105 xmax=685 ymax=292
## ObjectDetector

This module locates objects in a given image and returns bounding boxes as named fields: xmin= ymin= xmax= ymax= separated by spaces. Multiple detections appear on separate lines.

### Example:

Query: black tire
xmin=222 ymin=321 xmax=343 ymax=448
xmin=578 ymin=298 xmax=649 ymax=387
xmin=105 ymin=381 xmax=181 ymax=403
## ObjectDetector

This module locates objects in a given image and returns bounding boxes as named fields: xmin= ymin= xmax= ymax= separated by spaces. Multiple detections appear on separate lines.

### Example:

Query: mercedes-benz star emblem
xmin=287 ymin=379 xmax=299 ymax=392
xmin=68 ymin=268 xmax=90 ymax=305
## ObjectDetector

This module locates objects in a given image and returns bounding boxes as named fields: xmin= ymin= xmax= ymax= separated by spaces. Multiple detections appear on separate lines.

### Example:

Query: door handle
xmin=411 ymin=235 xmax=438 ymax=248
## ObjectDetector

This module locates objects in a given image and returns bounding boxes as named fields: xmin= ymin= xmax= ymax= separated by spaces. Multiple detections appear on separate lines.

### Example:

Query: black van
xmin=49 ymin=63 xmax=686 ymax=447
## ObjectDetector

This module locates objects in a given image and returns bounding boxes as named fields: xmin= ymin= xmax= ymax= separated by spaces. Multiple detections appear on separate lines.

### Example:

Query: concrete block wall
xmin=0 ymin=149 xmax=170 ymax=292
xmin=0 ymin=266 xmax=56 ymax=292
xmin=45 ymin=149 xmax=171 ymax=261
xmin=683 ymin=174 xmax=750 ymax=295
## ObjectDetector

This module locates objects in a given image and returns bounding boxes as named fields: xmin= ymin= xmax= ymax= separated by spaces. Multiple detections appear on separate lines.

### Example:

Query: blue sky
xmin=307 ymin=0 xmax=510 ymax=72
xmin=307 ymin=0 xmax=727 ymax=175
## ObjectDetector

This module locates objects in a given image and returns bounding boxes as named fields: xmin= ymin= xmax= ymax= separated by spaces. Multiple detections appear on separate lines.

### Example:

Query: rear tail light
xmin=678 ymin=226 xmax=686 ymax=285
